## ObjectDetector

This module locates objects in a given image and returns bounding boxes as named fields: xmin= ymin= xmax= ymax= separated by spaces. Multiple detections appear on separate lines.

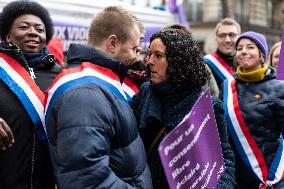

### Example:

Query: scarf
xmin=237 ymin=65 xmax=268 ymax=83
xmin=23 ymin=47 xmax=55 ymax=69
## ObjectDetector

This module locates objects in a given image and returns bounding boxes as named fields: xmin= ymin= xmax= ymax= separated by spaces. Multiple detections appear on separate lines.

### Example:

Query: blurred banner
xmin=158 ymin=89 xmax=225 ymax=189
xmin=53 ymin=21 xmax=161 ymax=51
xmin=53 ymin=21 xmax=89 ymax=52
xmin=167 ymin=0 xmax=189 ymax=27
xmin=277 ymin=31 xmax=284 ymax=80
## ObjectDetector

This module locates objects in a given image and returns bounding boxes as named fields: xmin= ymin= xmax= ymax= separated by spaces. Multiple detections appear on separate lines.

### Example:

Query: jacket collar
xmin=67 ymin=44 xmax=129 ymax=83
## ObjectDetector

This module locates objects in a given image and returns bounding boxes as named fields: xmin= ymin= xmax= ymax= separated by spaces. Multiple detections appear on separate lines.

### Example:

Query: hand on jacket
xmin=0 ymin=118 xmax=14 ymax=150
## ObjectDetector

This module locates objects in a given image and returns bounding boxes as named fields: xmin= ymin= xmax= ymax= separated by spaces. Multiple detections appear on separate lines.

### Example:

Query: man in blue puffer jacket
xmin=45 ymin=6 xmax=152 ymax=189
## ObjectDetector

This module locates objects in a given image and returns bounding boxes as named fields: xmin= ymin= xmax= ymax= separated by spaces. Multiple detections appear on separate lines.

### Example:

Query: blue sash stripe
xmin=46 ymin=76 xmax=128 ymax=122
xmin=0 ymin=67 xmax=46 ymax=141
xmin=223 ymin=79 xmax=258 ymax=180
xmin=204 ymin=56 xmax=226 ymax=82
xmin=268 ymin=134 xmax=283 ymax=180
xmin=124 ymin=92 xmax=132 ymax=102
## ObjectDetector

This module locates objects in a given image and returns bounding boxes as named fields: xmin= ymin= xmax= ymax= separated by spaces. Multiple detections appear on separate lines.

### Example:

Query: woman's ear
xmin=259 ymin=52 xmax=265 ymax=65
xmin=5 ymin=34 xmax=10 ymax=43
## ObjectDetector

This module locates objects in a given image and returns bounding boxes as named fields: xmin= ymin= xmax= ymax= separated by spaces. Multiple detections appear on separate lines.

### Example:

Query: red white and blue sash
xmin=122 ymin=76 xmax=138 ymax=101
xmin=45 ymin=62 xmax=133 ymax=121
xmin=223 ymin=77 xmax=284 ymax=188
xmin=0 ymin=53 xmax=47 ymax=141
xmin=204 ymin=52 xmax=235 ymax=82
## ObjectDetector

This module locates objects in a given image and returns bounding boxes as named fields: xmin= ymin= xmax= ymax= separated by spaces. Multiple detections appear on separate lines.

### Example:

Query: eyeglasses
xmin=217 ymin=32 xmax=238 ymax=39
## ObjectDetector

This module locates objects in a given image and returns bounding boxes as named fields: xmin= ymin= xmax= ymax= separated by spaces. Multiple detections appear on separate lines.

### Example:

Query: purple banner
xmin=158 ymin=89 xmax=225 ymax=189
xmin=52 ymin=21 xmax=160 ymax=52
xmin=52 ymin=21 xmax=89 ymax=52
xmin=277 ymin=31 xmax=284 ymax=80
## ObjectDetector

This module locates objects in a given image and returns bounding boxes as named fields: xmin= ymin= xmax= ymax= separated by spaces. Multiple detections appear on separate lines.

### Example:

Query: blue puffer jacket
xmin=46 ymin=44 xmax=152 ymax=189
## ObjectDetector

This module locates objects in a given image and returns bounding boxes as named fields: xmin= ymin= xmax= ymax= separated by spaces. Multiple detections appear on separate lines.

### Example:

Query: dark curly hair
xmin=0 ymin=0 xmax=53 ymax=44
xmin=150 ymin=29 xmax=210 ymax=87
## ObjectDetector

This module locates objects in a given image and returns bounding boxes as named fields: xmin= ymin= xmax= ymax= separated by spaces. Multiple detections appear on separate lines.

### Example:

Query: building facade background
xmin=185 ymin=0 xmax=284 ymax=54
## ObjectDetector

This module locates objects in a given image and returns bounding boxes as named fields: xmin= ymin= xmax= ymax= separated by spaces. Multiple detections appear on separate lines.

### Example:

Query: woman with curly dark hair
xmin=130 ymin=29 xmax=236 ymax=189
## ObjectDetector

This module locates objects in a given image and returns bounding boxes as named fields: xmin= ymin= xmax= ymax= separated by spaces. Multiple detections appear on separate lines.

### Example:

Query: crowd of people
xmin=0 ymin=0 xmax=283 ymax=189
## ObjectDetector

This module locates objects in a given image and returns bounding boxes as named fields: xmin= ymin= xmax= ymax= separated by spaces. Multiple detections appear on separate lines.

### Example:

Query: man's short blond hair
xmin=88 ymin=6 xmax=140 ymax=46
xmin=215 ymin=18 xmax=241 ymax=35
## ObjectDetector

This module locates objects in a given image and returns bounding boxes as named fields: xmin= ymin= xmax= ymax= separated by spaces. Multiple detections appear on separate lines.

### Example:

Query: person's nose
xmin=27 ymin=27 xmax=38 ymax=36
xmin=224 ymin=34 xmax=231 ymax=42
xmin=147 ymin=54 xmax=154 ymax=65
xmin=241 ymin=47 xmax=248 ymax=55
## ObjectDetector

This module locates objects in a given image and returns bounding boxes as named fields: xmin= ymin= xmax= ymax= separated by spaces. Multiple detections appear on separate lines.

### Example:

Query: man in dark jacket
xmin=0 ymin=1 xmax=61 ymax=189
xmin=45 ymin=6 xmax=152 ymax=189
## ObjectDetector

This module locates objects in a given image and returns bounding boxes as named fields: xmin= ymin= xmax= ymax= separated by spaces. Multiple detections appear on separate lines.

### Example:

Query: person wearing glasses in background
xmin=204 ymin=18 xmax=241 ymax=91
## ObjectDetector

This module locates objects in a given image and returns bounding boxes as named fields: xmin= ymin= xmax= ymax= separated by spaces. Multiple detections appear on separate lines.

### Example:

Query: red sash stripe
xmin=211 ymin=52 xmax=235 ymax=76
xmin=0 ymin=53 xmax=46 ymax=141
xmin=231 ymin=79 xmax=268 ymax=181
xmin=224 ymin=77 xmax=284 ymax=187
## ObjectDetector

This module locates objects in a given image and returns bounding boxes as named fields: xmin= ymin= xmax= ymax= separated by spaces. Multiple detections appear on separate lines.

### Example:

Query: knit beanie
xmin=236 ymin=31 xmax=268 ymax=61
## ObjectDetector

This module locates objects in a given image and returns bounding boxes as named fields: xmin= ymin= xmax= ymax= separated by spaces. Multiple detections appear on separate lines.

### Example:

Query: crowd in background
xmin=0 ymin=0 xmax=283 ymax=189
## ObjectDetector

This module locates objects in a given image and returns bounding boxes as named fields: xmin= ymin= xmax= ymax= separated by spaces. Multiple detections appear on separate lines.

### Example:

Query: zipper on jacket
xmin=15 ymin=47 xmax=36 ymax=80
xmin=8 ymin=43 xmax=36 ymax=80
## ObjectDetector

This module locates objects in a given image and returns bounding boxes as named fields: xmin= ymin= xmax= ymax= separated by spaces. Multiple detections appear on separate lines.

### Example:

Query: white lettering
xmin=176 ymin=163 xmax=200 ymax=189
xmin=172 ymin=160 xmax=191 ymax=179
xmin=168 ymin=114 xmax=210 ymax=167
xmin=164 ymin=134 xmax=183 ymax=156
xmin=54 ymin=26 xmax=66 ymax=39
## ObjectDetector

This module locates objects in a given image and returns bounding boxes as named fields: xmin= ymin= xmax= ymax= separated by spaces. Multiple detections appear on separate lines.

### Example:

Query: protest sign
xmin=158 ymin=89 xmax=225 ymax=189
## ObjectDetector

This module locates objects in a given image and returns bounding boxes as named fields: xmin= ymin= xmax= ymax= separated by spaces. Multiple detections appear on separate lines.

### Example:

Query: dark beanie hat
xmin=236 ymin=31 xmax=268 ymax=61
xmin=0 ymin=0 xmax=54 ymax=44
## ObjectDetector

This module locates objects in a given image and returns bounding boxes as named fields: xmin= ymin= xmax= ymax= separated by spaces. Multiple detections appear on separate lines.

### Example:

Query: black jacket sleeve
xmin=212 ymin=97 xmax=236 ymax=189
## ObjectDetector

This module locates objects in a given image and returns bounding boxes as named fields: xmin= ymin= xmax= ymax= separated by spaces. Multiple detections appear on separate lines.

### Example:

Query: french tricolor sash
xmin=223 ymin=77 xmax=284 ymax=188
xmin=122 ymin=76 xmax=138 ymax=101
xmin=0 ymin=53 xmax=47 ymax=141
xmin=45 ymin=62 xmax=134 ymax=121
xmin=204 ymin=52 xmax=235 ymax=82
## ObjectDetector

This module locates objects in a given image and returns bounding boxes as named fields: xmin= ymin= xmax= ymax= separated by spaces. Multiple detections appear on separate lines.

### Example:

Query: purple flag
xmin=167 ymin=0 xmax=189 ymax=28
xmin=276 ymin=31 xmax=284 ymax=80
xmin=158 ymin=89 xmax=225 ymax=189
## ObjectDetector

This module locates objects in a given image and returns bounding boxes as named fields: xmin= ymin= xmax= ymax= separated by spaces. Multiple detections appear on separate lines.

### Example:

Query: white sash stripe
xmin=204 ymin=54 xmax=232 ymax=79
xmin=0 ymin=58 xmax=45 ymax=127
xmin=226 ymin=77 xmax=264 ymax=182
xmin=122 ymin=83 xmax=135 ymax=98
xmin=267 ymin=137 xmax=284 ymax=185
xmin=45 ymin=67 xmax=127 ymax=113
